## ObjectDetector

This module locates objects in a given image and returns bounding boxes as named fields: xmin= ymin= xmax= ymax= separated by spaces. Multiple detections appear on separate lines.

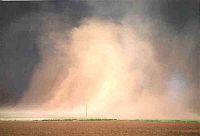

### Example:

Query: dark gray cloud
xmin=158 ymin=0 xmax=199 ymax=33
xmin=0 ymin=1 xmax=91 ymax=106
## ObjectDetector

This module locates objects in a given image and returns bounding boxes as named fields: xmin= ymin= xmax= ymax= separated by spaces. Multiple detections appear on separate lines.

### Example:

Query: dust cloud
xmin=0 ymin=1 xmax=199 ymax=120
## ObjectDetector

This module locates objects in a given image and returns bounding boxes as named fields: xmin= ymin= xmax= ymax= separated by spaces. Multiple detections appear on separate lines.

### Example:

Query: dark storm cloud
xmin=0 ymin=2 xmax=41 ymax=105
xmin=158 ymin=0 xmax=199 ymax=33
xmin=0 ymin=1 xmax=91 ymax=106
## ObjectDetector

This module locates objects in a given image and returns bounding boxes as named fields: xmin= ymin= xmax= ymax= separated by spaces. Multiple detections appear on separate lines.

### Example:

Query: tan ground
xmin=0 ymin=121 xmax=200 ymax=136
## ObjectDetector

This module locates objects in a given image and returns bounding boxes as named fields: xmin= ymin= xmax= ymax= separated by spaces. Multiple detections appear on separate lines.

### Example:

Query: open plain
xmin=0 ymin=121 xmax=200 ymax=136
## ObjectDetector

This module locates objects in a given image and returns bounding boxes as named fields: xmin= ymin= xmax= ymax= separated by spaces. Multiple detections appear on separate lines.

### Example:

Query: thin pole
xmin=86 ymin=104 xmax=87 ymax=118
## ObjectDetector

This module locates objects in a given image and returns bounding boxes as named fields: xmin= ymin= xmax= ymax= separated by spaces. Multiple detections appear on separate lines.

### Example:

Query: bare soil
xmin=0 ymin=121 xmax=199 ymax=136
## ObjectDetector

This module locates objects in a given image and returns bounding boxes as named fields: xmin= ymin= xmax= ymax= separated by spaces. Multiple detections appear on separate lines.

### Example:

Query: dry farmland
xmin=0 ymin=121 xmax=200 ymax=136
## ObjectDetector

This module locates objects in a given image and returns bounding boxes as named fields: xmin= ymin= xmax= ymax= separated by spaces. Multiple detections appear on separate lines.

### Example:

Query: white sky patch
xmin=168 ymin=73 xmax=188 ymax=100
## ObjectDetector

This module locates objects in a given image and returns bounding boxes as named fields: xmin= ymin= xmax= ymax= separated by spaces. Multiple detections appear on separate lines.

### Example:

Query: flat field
xmin=0 ymin=121 xmax=200 ymax=136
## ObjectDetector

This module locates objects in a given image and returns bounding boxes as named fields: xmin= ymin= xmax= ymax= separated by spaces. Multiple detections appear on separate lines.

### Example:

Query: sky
xmin=0 ymin=0 xmax=199 ymax=120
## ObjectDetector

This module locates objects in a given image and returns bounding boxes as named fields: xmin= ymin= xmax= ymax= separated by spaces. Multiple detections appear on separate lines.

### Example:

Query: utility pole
xmin=86 ymin=104 xmax=87 ymax=118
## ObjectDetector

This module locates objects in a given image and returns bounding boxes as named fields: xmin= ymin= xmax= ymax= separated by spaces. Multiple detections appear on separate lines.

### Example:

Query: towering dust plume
xmin=0 ymin=1 xmax=199 ymax=120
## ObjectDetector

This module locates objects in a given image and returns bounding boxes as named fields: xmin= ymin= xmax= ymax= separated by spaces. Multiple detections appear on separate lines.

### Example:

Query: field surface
xmin=0 ymin=121 xmax=200 ymax=136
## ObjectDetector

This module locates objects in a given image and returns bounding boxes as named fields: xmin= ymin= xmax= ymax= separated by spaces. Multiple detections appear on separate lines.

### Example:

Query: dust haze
xmin=0 ymin=1 xmax=199 ymax=120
